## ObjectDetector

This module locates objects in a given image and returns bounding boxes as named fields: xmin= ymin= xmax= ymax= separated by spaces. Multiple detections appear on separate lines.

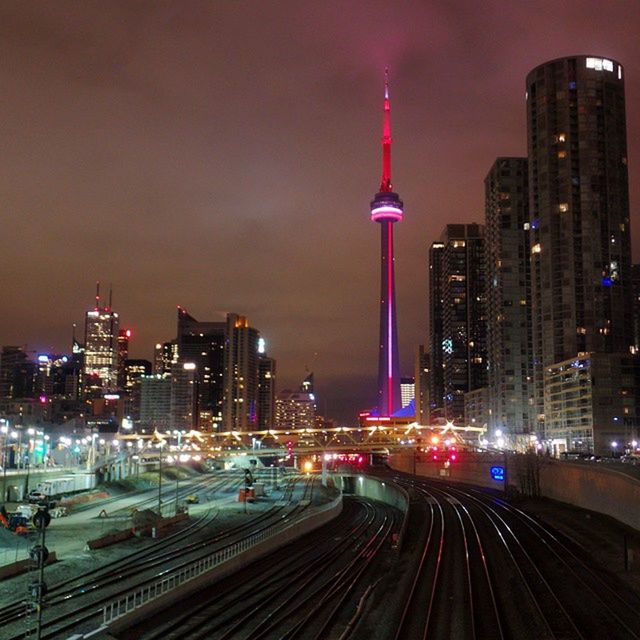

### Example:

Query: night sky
xmin=1 ymin=1 xmax=639 ymax=424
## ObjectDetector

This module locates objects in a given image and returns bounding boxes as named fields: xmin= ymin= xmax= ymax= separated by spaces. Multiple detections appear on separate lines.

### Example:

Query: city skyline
xmin=1 ymin=3 xmax=640 ymax=423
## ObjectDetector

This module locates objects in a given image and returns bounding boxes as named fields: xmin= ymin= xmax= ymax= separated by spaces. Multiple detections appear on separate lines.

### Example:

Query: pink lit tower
xmin=370 ymin=70 xmax=403 ymax=416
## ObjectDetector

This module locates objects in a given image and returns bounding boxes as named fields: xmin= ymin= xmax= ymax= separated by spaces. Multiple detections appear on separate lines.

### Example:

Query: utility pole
xmin=31 ymin=506 xmax=51 ymax=640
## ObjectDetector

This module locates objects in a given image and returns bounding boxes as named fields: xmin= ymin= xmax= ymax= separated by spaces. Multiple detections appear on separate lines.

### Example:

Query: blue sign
xmin=490 ymin=466 xmax=505 ymax=481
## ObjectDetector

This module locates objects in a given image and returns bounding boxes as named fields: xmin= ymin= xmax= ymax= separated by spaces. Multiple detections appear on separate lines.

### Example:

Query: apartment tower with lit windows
xmin=485 ymin=158 xmax=534 ymax=446
xmin=429 ymin=224 xmax=487 ymax=422
xmin=526 ymin=56 xmax=637 ymax=452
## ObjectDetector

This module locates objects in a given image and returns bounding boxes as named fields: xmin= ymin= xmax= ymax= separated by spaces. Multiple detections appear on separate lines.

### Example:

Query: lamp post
xmin=611 ymin=441 xmax=618 ymax=459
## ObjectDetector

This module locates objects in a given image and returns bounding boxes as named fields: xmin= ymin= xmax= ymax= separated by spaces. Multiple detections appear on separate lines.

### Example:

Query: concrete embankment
xmin=336 ymin=474 xmax=410 ymax=550
xmin=388 ymin=452 xmax=640 ymax=532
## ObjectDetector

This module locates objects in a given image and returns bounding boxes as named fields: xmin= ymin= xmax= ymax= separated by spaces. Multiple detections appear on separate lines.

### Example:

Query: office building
xmin=176 ymin=307 xmax=225 ymax=431
xmin=154 ymin=340 xmax=178 ymax=375
xmin=83 ymin=286 xmax=119 ymax=398
xmin=170 ymin=361 xmax=198 ymax=431
xmin=116 ymin=329 xmax=131 ymax=389
xmin=140 ymin=375 xmax=171 ymax=431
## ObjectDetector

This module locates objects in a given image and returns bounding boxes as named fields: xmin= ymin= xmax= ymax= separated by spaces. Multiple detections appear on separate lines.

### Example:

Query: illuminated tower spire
xmin=380 ymin=68 xmax=392 ymax=192
xmin=370 ymin=70 xmax=403 ymax=416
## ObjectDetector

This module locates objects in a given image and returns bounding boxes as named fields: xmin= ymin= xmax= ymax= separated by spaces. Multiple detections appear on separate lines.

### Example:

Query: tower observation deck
xmin=370 ymin=70 xmax=403 ymax=416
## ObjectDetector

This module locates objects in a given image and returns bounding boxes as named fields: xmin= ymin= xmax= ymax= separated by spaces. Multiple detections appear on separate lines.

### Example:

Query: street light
xmin=611 ymin=441 xmax=618 ymax=459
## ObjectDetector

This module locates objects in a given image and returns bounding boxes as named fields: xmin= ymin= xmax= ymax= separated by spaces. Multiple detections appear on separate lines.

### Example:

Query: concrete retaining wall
xmin=102 ymin=495 xmax=343 ymax=638
xmin=337 ymin=474 xmax=409 ymax=511
xmin=388 ymin=453 xmax=640 ymax=531
xmin=336 ymin=474 xmax=410 ymax=549
xmin=539 ymin=460 xmax=640 ymax=532
xmin=388 ymin=453 xmax=508 ymax=492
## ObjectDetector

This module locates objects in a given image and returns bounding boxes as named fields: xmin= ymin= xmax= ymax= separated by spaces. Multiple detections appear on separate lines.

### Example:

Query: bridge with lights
xmin=113 ymin=421 xmax=487 ymax=464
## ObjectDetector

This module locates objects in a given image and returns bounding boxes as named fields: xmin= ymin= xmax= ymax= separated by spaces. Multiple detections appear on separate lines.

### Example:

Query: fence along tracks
xmin=1 ymin=473 xmax=311 ymax=639
xmin=119 ymin=496 xmax=399 ymax=640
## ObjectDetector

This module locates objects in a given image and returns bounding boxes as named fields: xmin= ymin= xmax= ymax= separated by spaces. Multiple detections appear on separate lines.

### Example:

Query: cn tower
xmin=370 ymin=70 xmax=403 ymax=416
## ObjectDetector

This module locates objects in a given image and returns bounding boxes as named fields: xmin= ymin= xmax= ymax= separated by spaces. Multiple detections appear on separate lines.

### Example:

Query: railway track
xmin=1 ymin=473 xmax=313 ymax=639
xmin=387 ymin=473 xmax=640 ymax=640
xmin=118 ymin=495 xmax=400 ymax=640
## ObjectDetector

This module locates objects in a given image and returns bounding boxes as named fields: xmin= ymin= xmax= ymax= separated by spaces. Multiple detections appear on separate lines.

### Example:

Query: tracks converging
xmin=4 ymin=466 xmax=640 ymax=640
xmin=121 ymin=496 xmax=400 ymax=640
xmin=388 ymin=473 xmax=640 ymax=640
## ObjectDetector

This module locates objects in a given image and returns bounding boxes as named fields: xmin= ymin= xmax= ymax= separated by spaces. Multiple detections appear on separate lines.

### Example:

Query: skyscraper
xmin=526 ymin=56 xmax=636 ymax=450
xmin=257 ymin=355 xmax=276 ymax=431
xmin=116 ymin=328 xmax=131 ymax=390
xmin=0 ymin=346 xmax=35 ymax=399
xmin=370 ymin=71 xmax=404 ymax=416
xmin=414 ymin=345 xmax=431 ymax=425
xmin=83 ymin=285 xmax=119 ymax=399
xmin=430 ymin=224 xmax=487 ymax=422
xmin=223 ymin=313 xmax=260 ymax=431
xmin=428 ymin=241 xmax=445 ymax=419
xmin=485 ymin=158 xmax=534 ymax=445
xmin=176 ymin=307 xmax=225 ymax=431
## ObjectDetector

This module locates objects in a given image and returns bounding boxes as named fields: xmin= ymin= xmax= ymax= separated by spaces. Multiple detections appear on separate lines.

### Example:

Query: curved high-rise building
xmin=370 ymin=71 xmax=403 ymax=416
xmin=526 ymin=56 xmax=634 ymax=450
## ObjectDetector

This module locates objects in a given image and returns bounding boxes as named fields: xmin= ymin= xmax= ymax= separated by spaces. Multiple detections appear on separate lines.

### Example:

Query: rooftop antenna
xmin=108 ymin=285 xmax=113 ymax=311
xmin=95 ymin=282 xmax=101 ymax=310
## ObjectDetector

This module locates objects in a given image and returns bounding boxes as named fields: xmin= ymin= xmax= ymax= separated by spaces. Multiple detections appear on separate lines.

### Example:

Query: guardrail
xmin=103 ymin=495 xmax=341 ymax=625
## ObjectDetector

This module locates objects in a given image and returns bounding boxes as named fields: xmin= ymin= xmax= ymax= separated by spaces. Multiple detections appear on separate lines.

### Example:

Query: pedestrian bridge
xmin=116 ymin=422 xmax=486 ymax=458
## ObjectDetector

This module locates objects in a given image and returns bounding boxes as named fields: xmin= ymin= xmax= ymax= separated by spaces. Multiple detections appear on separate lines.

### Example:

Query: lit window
xmin=531 ymin=243 xmax=541 ymax=254
xmin=558 ymin=151 xmax=567 ymax=159
xmin=523 ymin=222 xmax=530 ymax=231
xmin=558 ymin=133 xmax=566 ymax=142
xmin=559 ymin=203 xmax=569 ymax=212
xmin=586 ymin=57 xmax=613 ymax=72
